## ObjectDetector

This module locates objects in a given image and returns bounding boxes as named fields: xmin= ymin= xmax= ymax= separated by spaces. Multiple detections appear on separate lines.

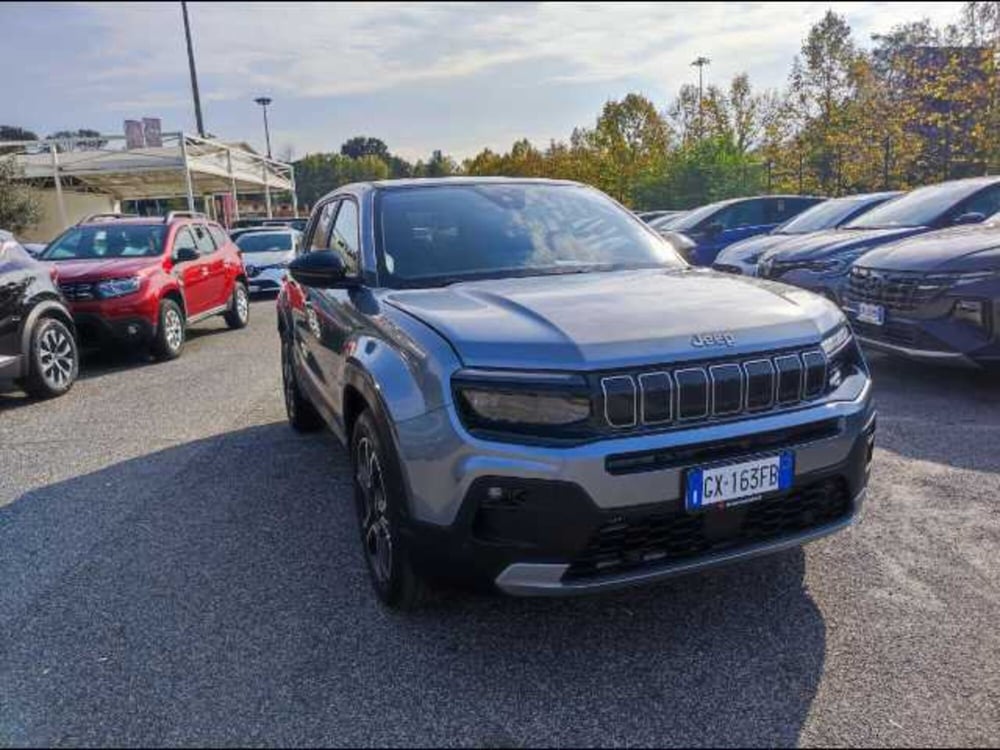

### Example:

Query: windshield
xmin=845 ymin=182 xmax=983 ymax=229
xmin=236 ymin=232 xmax=294 ymax=253
xmin=376 ymin=183 xmax=684 ymax=286
xmin=43 ymin=224 xmax=166 ymax=260
xmin=668 ymin=200 xmax=732 ymax=231
xmin=777 ymin=197 xmax=876 ymax=234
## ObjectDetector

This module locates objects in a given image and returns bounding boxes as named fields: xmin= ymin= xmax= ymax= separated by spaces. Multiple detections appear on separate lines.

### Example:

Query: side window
xmin=308 ymin=201 xmax=339 ymax=252
xmin=713 ymin=200 xmax=766 ymax=230
xmin=957 ymin=186 xmax=1000 ymax=220
xmin=208 ymin=225 xmax=229 ymax=248
xmin=329 ymin=199 xmax=360 ymax=274
xmin=193 ymin=224 xmax=216 ymax=255
xmin=769 ymin=197 xmax=808 ymax=223
xmin=173 ymin=227 xmax=197 ymax=257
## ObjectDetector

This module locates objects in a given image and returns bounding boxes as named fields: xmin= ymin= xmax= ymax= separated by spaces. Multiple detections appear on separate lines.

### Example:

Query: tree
xmin=0 ymin=126 xmax=39 ymax=155
xmin=591 ymin=94 xmax=670 ymax=203
xmin=340 ymin=136 xmax=390 ymax=161
xmin=0 ymin=157 xmax=42 ymax=233
xmin=47 ymin=129 xmax=107 ymax=152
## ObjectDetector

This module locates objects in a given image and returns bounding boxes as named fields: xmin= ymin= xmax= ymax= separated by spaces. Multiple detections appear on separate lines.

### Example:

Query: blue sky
xmin=1 ymin=2 xmax=965 ymax=162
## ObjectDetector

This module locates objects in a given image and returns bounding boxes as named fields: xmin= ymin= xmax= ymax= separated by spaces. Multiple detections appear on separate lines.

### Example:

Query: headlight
xmin=96 ymin=276 xmax=141 ymax=298
xmin=821 ymin=324 xmax=852 ymax=357
xmin=454 ymin=370 xmax=591 ymax=435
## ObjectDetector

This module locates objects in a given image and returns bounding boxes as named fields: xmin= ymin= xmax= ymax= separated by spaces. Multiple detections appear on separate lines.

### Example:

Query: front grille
xmin=59 ymin=282 xmax=96 ymax=301
xmin=566 ymin=477 xmax=850 ymax=579
xmin=846 ymin=267 xmax=950 ymax=312
xmin=599 ymin=347 xmax=827 ymax=430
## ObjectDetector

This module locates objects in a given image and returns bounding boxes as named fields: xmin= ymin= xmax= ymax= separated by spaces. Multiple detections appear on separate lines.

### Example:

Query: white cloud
xmin=12 ymin=2 xmax=970 ymax=156
xmin=77 ymin=1 xmax=966 ymax=103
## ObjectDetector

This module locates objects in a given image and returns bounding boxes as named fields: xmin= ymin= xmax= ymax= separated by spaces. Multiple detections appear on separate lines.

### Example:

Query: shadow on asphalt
xmin=0 ymin=421 xmax=826 ymax=746
xmin=867 ymin=352 xmax=1000 ymax=473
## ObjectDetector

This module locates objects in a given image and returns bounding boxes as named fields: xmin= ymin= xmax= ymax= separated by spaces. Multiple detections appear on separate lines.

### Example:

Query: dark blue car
xmin=757 ymin=176 xmax=1000 ymax=303
xmin=657 ymin=195 xmax=824 ymax=266
xmin=712 ymin=191 xmax=901 ymax=275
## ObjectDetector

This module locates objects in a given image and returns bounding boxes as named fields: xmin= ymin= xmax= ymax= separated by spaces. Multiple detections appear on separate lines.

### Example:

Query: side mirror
xmin=174 ymin=247 xmax=199 ymax=263
xmin=704 ymin=221 xmax=724 ymax=237
xmin=288 ymin=250 xmax=355 ymax=288
xmin=953 ymin=212 xmax=985 ymax=226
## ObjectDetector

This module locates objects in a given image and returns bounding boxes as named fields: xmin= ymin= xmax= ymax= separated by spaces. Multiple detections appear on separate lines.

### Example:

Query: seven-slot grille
xmin=59 ymin=282 xmax=96 ymax=301
xmin=601 ymin=347 xmax=827 ymax=429
xmin=847 ymin=267 xmax=950 ymax=312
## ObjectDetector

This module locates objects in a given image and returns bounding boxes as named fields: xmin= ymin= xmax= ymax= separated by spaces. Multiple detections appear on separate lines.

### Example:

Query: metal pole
xmin=49 ymin=144 xmax=68 ymax=228
xmin=262 ymin=106 xmax=272 ymax=159
xmin=263 ymin=162 xmax=272 ymax=219
xmin=290 ymin=166 xmax=299 ymax=218
xmin=691 ymin=56 xmax=710 ymax=138
xmin=179 ymin=133 xmax=196 ymax=212
xmin=181 ymin=2 xmax=205 ymax=137
xmin=254 ymin=97 xmax=273 ymax=159
xmin=226 ymin=147 xmax=240 ymax=225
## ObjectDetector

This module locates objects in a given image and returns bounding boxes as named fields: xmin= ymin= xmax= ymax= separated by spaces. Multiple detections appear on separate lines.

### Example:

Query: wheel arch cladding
xmin=345 ymin=333 xmax=451 ymax=424
xmin=21 ymin=300 xmax=75 ymax=358
xmin=162 ymin=288 xmax=186 ymax=317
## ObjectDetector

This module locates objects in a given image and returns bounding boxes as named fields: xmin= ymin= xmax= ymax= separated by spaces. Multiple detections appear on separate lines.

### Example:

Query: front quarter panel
xmin=346 ymin=297 xmax=462 ymax=424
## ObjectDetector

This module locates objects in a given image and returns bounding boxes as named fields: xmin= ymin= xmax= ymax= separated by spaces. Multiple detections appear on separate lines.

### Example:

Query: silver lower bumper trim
xmin=856 ymin=336 xmax=978 ymax=368
xmin=495 ymin=489 xmax=865 ymax=597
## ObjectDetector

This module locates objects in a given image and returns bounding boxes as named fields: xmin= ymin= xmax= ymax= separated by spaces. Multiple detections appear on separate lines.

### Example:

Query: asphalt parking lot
xmin=1 ymin=299 xmax=998 ymax=747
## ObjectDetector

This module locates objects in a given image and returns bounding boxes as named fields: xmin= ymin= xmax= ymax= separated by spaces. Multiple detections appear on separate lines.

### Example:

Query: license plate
xmin=686 ymin=452 xmax=794 ymax=511
xmin=856 ymin=302 xmax=885 ymax=326
xmin=249 ymin=284 xmax=261 ymax=293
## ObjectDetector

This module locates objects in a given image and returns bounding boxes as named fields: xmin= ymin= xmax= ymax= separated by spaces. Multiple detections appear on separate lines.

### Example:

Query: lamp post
xmin=254 ymin=96 xmax=273 ymax=159
xmin=690 ymin=56 xmax=710 ymax=138
xmin=181 ymin=1 xmax=205 ymax=137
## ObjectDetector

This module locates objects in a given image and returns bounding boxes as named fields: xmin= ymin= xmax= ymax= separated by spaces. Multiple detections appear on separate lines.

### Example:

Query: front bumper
xmin=844 ymin=294 xmax=1000 ymax=368
xmin=72 ymin=312 xmax=155 ymax=348
xmin=246 ymin=267 xmax=286 ymax=293
xmin=395 ymin=376 xmax=875 ymax=595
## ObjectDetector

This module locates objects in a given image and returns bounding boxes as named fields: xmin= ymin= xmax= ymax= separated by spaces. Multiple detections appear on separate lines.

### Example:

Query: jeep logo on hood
xmin=691 ymin=332 xmax=736 ymax=348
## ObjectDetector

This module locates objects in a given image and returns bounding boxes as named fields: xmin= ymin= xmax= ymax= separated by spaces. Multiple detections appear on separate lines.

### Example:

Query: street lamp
xmin=690 ymin=56 xmax=710 ymax=137
xmin=254 ymin=96 xmax=273 ymax=159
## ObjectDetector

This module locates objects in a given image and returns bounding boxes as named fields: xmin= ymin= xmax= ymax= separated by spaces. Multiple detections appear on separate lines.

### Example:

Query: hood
xmin=382 ymin=268 xmax=842 ymax=370
xmin=759 ymin=226 xmax=925 ymax=263
xmin=241 ymin=250 xmax=293 ymax=268
xmin=47 ymin=256 xmax=161 ymax=282
xmin=856 ymin=222 xmax=1000 ymax=273
xmin=715 ymin=232 xmax=803 ymax=264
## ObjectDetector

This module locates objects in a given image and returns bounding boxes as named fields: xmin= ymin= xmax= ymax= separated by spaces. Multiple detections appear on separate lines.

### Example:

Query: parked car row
xmin=1 ymin=212 xmax=253 ymax=399
xmin=648 ymin=176 xmax=1000 ymax=367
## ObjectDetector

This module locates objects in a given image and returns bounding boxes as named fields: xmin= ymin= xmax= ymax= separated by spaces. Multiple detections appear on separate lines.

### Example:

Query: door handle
xmin=201 ymin=267 xmax=209 ymax=276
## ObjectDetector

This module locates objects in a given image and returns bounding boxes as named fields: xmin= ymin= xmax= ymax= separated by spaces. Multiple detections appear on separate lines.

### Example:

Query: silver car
xmin=235 ymin=229 xmax=300 ymax=294
xmin=277 ymin=178 xmax=875 ymax=609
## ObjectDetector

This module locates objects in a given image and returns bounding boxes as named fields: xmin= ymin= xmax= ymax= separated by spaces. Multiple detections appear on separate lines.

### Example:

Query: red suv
xmin=41 ymin=212 xmax=249 ymax=359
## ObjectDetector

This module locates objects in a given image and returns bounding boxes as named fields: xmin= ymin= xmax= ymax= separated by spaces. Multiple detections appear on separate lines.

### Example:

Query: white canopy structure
xmin=6 ymin=132 xmax=296 ymax=228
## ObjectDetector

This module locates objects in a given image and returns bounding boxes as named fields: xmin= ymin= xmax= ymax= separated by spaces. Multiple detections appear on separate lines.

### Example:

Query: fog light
xmin=126 ymin=323 xmax=140 ymax=336
xmin=953 ymin=300 xmax=985 ymax=328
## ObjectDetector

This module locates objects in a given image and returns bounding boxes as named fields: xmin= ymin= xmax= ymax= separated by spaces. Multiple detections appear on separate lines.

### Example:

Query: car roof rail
xmin=164 ymin=211 xmax=208 ymax=224
xmin=77 ymin=212 xmax=141 ymax=224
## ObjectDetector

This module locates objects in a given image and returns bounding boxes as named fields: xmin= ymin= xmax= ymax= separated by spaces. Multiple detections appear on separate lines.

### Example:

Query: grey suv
xmin=277 ymin=178 xmax=875 ymax=608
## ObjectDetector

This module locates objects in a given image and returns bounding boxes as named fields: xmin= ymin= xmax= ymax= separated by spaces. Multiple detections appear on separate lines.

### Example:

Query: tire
xmin=281 ymin=333 xmax=323 ymax=432
xmin=351 ymin=408 xmax=426 ymax=610
xmin=23 ymin=317 xmax=78 ymax=399
xmin=151 ymin=299 xmax=185 ymax=361
xmin=224 ymin=281 xmax=250 ymax=329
